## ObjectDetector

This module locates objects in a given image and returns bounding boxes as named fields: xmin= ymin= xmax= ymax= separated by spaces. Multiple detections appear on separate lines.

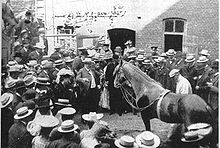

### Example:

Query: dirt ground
xmin=74 ymin=112 xmax=174 ymax=148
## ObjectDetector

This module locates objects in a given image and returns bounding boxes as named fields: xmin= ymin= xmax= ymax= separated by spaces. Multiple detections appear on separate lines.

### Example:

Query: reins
xmin=116 ymin=63 xmax=170 ymax=112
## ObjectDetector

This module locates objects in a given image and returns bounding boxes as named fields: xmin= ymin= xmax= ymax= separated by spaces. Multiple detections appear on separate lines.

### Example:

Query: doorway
xmin=107 ymin=28 xmax=135 ymax=54
xmin=164 ymin=34 xmax=183 ymax=52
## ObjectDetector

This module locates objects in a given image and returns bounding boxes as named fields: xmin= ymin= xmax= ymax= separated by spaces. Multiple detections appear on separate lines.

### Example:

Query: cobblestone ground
xmin=74 ymin=112 xmax=173 ymax=148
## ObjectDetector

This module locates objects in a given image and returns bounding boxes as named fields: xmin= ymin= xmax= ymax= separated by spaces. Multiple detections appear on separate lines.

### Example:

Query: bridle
xmin=115 ymin=64 xmax=170 ymax=112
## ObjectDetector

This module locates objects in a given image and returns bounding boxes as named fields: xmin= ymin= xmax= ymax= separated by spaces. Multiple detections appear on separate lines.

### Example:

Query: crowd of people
xmin=1 ymin=10 xmax=219 ymax=147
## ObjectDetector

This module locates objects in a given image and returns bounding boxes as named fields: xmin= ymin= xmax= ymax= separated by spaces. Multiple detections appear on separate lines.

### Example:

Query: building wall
xmin=136 ymin=0 xmax=219 ymax=59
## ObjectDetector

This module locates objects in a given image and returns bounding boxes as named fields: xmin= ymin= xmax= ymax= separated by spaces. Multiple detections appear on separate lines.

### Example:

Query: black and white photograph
xmin=1 ymin=0 xmax=219 ymax=147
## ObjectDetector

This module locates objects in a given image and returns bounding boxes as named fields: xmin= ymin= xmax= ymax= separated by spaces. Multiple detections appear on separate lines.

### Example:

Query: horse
xmin=113 ymin=60 xmax=217 ymax=147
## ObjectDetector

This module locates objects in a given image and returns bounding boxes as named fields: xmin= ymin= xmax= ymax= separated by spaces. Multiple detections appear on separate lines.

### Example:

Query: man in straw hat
xmin=50 ymin=107 xmax=77 ymax=141
xmin=47 ymin=120 xmax=80 ymax=148
xmin=8 ymin=106 xmax=34 ymax=148
xmin=169 ymin=69 xmax=192 ymax=94
xmin=194 ymin=56 xmax=212 ymax=101
xmin=1 ymin=93 xmax=14 ymax=148
xmin=181 ymin=55 xmax=197 ymax=93
xmin=32 ymin=115 xmax=59 ymax=148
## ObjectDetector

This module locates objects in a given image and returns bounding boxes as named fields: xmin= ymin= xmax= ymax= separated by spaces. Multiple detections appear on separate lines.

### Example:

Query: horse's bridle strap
xmin=156 ymin=89 xmax=171 ymax=120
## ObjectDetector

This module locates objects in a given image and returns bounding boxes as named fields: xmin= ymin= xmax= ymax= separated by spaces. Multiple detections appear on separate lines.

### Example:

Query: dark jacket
xmin=8 ymin=121 xmax=33 ymax=148
xmin=46 ymin=137 xmax=80 ymax=148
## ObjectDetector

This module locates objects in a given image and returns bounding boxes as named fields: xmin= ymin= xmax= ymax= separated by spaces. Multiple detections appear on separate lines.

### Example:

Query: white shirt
xmin=85 ymin=67 xmax=96 ymax=88
xmin=176 ymin=75 xmax=192 ymax=94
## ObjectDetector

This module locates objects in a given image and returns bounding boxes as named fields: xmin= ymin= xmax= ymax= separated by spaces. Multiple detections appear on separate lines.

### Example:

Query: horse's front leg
xmin=141 ymin=110 xmax=151 ymax=130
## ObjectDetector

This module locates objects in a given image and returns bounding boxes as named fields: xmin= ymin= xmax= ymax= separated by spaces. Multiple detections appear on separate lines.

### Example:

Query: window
xmin=164 ymin=18 xmax=185 ymax=33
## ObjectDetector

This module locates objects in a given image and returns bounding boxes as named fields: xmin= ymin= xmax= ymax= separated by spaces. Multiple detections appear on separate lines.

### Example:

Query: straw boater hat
xmin=199 ymin=49 xmax=210 ymax=56
xmin=24 ymin=75 xmax=36 ymax=86
xmin=36 ymin=77 xmax=50 ymax=85
xmin=36 ymin=115 xmax=59 ymax=128
xmin=128 ymin=55 xmax=136 ymax=59
xmin=82 ymin=112 xmax=104 ymax=121
xmin=8 ymin=65 xmax=21 ymax=72
xmin=83 ymin=58 xmax=92 ymax=63
xmin=0 ymin=93 xmax=14 ymax=108
xmin=58 ymin=120 xmax=79 ymax=133
xmin=136 ymin=131 xmax=160 ymax=148
xmin=27 ymin=60 xmax=38 ymax=67
xmin=142 ymin=59 xmax=151 ymax=65
xmin=181 ymin=131 xmax=203 ymax=143
xmin=160 ymin=53 xmax=167 ymax=58
xmin=7 ymin=60 xmax=17 ymax=67
xmin=54 ymin=59 xmax=64 ymax=66
xmin=64 ymin=56 xmax=74 ymax=63
xmin=14 ymin=106 xmax=33 ymax=120
xmin=186 ymin=123 xmax=212 ymax=139
xmin=197 ymin=56 xmax=209 ymax=63
xmin=58 ymin=107 xmax=76 ymax=115
xmin=5 ymin=80 xmax=17 ymax=89
xmin=136 ymin=55 xmax=145 ymax=61
xmin=34 ymin=42 xmax=46 ymax=49
xmin=166 ymin=49 xmax=176 ymax=56
xmin=185 ymin=55 xmax=195 ymax=63
xmin=55 ymin=99 xmax=72 ymax=107
xmin=115 ymin=135 xmax=138 ymax=148
xmin=169 ymin=69 xmax=180 ymax=78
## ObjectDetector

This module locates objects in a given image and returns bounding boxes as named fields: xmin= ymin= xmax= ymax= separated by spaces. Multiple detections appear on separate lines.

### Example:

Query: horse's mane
xmin=123 ymin=62 xmax=163 ymax=88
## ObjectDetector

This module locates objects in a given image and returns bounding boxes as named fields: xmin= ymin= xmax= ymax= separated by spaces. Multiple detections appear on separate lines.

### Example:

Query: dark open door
xmin=107 ymin=28 xmax=135 ymax=54
xmin=164 ymin=34 xmax=183 ymax=52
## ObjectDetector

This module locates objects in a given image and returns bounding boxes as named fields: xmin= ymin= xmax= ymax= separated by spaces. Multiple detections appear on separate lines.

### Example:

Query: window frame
xmin=163 ymin=17 xmax=186 ymax=35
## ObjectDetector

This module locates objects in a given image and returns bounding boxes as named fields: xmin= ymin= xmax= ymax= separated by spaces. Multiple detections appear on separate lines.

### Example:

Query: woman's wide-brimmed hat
xmin=58 ymin=107 xmax=76 ymax=115
xmin=197 ymin=56 xmax=209 ymax=63
xmin=136 ymin=131 xmax=160 ymax=148
xmin=115 ymin=135 xmax=139 ymax=148
xmin=185 ymin=55 xmax=195 ymax=63
xmin=181 ymin=131 xmax=204 ymax=143
xmin=14 ymin=106 xmax=33 ymax=120
xmin=58 ymin=120 xmax=79 ymax=133
xmin=82 ymin=112 xmax=103 ymax=121
xmin=0 ymin=93 xmax=14 ymax=108
xmin=36 ymin=115 xmax=59 ymax=128
xmin=166 ymin=49 xmax=176 ymax=56
xmin=199 ymin=49 xmax=210 ymax=56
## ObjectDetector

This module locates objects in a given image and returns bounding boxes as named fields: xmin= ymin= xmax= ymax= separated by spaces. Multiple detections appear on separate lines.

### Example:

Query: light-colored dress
xmin=32 ymin=135 xmax=50 ymax=148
